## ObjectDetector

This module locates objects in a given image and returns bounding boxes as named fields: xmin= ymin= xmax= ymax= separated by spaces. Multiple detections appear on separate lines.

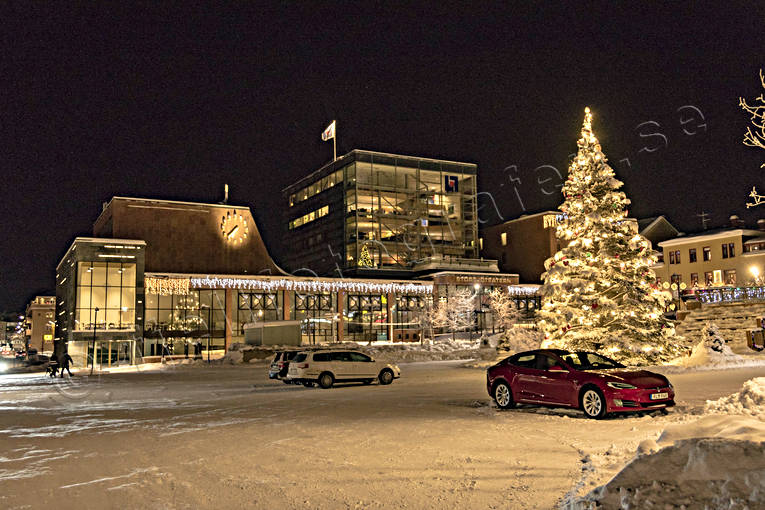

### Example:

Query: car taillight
xmin=297 ymin=363 xmax=309 ymax=369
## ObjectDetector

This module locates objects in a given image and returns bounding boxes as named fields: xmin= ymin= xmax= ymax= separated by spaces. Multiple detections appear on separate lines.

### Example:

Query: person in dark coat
xmin=59 ymin=352 xmax=74 ymax=377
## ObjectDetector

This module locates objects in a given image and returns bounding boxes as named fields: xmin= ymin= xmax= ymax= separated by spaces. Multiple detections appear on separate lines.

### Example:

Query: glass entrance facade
xmin=75 ymin=261 xmax=137 ymax=332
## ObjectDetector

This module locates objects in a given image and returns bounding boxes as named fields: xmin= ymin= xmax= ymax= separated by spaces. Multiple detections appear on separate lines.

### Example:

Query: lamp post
xmin=91 ymin=307 xmax=99 ymax=375
xmin=258 ymin=309 xmax=264 ymax=345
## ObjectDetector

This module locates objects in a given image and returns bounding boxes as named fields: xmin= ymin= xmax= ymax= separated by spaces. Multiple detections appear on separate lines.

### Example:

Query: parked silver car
xmin=286 ymin=350 xmax=401 ymax=389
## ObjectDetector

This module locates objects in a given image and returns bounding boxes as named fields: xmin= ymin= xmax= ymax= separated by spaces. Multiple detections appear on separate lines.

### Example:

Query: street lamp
xmin=751 ymin=266 xmax=761 ymax=285
xmin=258 ymin=309 xmax=264 ymax=345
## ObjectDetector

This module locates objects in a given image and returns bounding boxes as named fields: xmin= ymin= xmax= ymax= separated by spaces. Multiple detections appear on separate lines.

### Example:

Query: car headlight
xmin=606 ymin=381 xmax=637 ymax=389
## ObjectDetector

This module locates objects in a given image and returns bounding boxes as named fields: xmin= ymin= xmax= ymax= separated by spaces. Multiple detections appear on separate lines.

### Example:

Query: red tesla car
xmin=486 ymin=349 xmax=675 ymax=419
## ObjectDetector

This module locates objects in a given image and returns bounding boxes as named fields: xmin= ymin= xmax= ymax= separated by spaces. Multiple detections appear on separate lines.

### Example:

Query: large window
xmin=345 ymin=294 xmax=387 ymax=342
xmin=292 ymin=293 xmax=335 ymax=344
xmin=703 ymin=246 xmax=711 ymax=261
xmin=689 ymin=248 xmax=697 ymax=263
xmin=75 ymin=262 xmax=136 ymax=331
xmin=144 ymin=289 xmax=226 ymax=336
xmin=395 ymin=295 xmax=426 ymax=330
xmin=343 ymin=154 xmax=478 ymax=270
xmin=236 ymin=291 xmax=280 ymax=334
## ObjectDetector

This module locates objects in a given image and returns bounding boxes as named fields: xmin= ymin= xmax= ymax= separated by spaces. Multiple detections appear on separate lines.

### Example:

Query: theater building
xmin=55 ymin=196 xmax=520 ymax=367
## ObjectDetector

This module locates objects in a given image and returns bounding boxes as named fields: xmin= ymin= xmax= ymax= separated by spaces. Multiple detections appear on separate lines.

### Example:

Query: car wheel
xmin=581 ymin=387 xmax=607 ymax=419
xmin=302 ymin=381 xmax=314 ymax=387
xmin=493 ymin=381 xmax=515 ymax=409
xmin=318 ymin=372 xmax=334 ymax=389
xmin=378 ymin=369 xmax=394 ymax=385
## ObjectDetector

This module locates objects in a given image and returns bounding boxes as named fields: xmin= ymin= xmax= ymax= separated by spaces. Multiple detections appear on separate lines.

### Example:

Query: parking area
xmin=0 ymin=360 xmax=761 ymax=509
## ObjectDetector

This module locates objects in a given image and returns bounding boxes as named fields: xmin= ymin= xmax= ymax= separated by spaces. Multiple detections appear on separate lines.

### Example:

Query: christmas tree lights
xmin=358 ymin=245 xmax=374 ymax=268
xmin=538 ymin=107 xmax=685 ymax=364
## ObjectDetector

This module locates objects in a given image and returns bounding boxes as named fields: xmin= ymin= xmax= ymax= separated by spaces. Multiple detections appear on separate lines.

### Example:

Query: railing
xmin=695 ymin=286 xmax=765 ymax=304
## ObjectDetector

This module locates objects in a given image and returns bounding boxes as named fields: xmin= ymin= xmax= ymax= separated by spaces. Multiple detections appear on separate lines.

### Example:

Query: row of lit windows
xmin=289 ymin=169 xmax=343 ymax=207
xmin=289 ymin=205 xmax=329 ymax=230
xmin=668 ymin=244 xmax=735 ymax=264
xmin=671 ymin=269 xmax=737 ymax=287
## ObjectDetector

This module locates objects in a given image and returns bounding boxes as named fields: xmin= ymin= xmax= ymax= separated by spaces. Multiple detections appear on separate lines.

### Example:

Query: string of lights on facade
xmin=189 ymin=277 xmax=434 ymax=295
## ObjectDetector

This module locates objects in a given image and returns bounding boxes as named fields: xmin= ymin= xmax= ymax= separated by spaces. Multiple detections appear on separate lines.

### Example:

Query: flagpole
xmin=333 ymin=120 xmax=337 ymax=161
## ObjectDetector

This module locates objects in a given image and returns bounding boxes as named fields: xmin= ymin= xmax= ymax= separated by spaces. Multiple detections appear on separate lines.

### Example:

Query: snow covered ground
xmin=0 ymin=353 xmax=762 ymax=509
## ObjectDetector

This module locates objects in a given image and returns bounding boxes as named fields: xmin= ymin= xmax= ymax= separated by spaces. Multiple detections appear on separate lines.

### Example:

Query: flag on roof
xmin=321 ymin=120 xmax=336 ymax=141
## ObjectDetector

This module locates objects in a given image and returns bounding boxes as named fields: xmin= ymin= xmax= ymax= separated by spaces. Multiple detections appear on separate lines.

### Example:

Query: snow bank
xmin=576 ymin=437 xmax=765 ymax=509
xmin=366 ymin=339 xmax=496 ymax=363
xmin=705 ymin=377 xmax=765 ymax=419
xmin=217 ymin=339 xmax=497 ymax=364
xmin=662 ymin=324 xmax=765 ymax=373
xmin=570 ymin=379 xmax=765 ymax=509
xmin=497 ymin=327 xmax=543 ymax=354
xmin=221 ymin=350 xmax=243 ymax=364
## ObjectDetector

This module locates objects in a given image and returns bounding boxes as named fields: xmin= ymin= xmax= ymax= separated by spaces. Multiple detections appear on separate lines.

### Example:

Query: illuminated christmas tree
xmin=538 ymin=107 xmax=684 ymax=365
xmin=358 ymin=244 xmax=374 ymax=267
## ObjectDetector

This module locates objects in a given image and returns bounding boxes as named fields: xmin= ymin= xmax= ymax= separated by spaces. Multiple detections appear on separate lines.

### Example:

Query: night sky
xmin=1 ymin=3 xmax=763 ymax=312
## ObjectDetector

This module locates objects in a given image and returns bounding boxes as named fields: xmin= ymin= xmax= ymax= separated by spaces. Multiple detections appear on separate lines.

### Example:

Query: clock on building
xmin=220 ymin=210 xmax=249 ymax=244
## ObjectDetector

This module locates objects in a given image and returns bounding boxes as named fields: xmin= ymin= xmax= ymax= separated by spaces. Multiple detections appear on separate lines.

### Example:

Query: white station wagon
xmin=286 ymin=350 xmax=401 ymax=389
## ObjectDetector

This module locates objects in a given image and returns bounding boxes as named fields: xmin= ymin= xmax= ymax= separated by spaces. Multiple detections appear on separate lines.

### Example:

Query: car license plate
xmin=650 ymin=392 xmax=668 ymax=400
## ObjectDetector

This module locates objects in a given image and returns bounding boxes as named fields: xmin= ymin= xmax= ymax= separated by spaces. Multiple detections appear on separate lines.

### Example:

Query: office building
xmin=282 ymin=150 xmax=491 ymax=277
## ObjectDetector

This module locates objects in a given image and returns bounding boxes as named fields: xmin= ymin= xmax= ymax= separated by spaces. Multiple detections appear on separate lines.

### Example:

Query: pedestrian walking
xmin=60 ymin=352 xmax=74 ymax=377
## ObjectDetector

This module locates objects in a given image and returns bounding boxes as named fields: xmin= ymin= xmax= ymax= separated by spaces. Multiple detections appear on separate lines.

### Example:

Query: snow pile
xmin=497 ymin=327 xmax=543 ymax=354
xmin=221 ymin=349 xmax=243 ymax=364
xmin=705 ymin=377 xmax=765 ymax=419
xmin=676 ymin=322 xmax=743 ymax=368
xmin=570 ymin=380 xmax=765 ymax=509
xmin=366 ymin=339 xmax=496 ymax=363
xmin=217 ymin=339 xmax=497 ymax=364
xmin=575 ymin=436 xmax=765 ymax=509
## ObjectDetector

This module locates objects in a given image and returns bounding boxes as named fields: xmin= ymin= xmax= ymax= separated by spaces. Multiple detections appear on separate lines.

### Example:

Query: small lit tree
xmin=431 ymin=288 xmax=476 ymax=341
xmin=488 ymin=288 xmax=522 ymax=331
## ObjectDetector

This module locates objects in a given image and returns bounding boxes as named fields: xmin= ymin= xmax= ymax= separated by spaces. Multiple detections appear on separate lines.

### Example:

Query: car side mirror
xmin=548 ymin=365 xmax=569 ymax=373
